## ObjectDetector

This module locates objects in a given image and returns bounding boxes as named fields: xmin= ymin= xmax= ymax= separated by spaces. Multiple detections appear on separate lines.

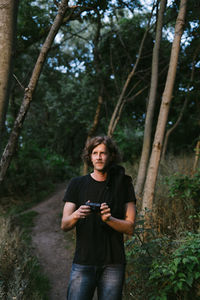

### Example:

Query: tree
xmin=135 ymin=0 xmax=167 ymax=199
xmin=0 ymin=0 xmax=19 ymax=151
xmin=142 ymin=0 xmax=187 ymax=213
xmin=0 ymin=0 xmax=74 ymax=183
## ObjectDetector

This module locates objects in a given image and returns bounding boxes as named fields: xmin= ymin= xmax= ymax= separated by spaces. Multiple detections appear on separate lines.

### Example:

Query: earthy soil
xmin=30 ymin=183 xmax=75 ymax=300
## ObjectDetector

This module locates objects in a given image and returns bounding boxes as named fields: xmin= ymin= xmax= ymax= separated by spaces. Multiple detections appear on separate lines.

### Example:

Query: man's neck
xmin=91 ymin=170 xmax=107 ymax=181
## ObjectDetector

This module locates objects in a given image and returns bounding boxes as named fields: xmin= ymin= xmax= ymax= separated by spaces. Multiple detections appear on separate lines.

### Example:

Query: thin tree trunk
xmin=135 ymin=0 xmax=167 ymax=199
xmin=0 ymin=0 xmax=72 ymax=183
xmin=107 ymin=3 xmax=156 ymax=137
xmin=0 ymin=0 xmax=19 ymax=150
xmin=142 ymin=0 xmax=187 ymax=212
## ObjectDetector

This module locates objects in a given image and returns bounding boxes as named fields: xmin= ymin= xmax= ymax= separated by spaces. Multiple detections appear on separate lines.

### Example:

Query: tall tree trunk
xmin=0 ymin=0 xmax=19 ymax=151
xmin=0 ymin=0 xmax=72 ymax=183
xmin=135 ymin=0 xmax=167 ymax=199
xmin=142 ymin=0 xmax=187 ymax=212
xmin=107 ymin=3 xmax=156 ymax=137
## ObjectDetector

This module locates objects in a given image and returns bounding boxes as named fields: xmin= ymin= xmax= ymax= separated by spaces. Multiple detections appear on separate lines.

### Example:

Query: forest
xmin=0 ymin=0 xmax=200 ymax=299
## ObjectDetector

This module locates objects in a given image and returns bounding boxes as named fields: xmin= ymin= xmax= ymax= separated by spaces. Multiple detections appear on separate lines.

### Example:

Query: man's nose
xmin=97 ymin=153 xmax=102 ymax=159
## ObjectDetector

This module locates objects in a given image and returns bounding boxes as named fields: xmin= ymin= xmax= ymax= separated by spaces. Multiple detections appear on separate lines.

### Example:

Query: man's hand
xmin=100 ymin=202 xmax=111 ymax=222
xmin=73 ymin=205 xmax=91 ymax=219
xmin=61 ymin=202 xmax=91 ymax=231
xmin=99 ymin=202 xmax=136 ymax=235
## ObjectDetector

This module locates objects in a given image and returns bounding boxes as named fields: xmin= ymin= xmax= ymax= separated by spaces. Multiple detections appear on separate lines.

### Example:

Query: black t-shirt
xmin=63 ymin=173 xmax=136 ymax=265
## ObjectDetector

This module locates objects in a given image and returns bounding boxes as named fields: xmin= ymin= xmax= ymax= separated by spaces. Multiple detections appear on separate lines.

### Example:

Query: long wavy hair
xmin=82 ymin=136 xmax=121 ymax=167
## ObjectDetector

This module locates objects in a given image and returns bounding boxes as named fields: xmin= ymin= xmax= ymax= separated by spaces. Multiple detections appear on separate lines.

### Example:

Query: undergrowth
xmin=0 ymin=214 xmax=49 ymax=299
xmin=124 ymin=214 xmax=200 ymax=299
xmin=0 ymin=144 xmax=77 ymax=215
xmin=124 ymin=154 xmax=200 ymax=299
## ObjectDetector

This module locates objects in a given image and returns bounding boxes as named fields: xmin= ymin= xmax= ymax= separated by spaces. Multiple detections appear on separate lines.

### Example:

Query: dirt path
xmin=31 ymin=183 xmax=74 ymax=300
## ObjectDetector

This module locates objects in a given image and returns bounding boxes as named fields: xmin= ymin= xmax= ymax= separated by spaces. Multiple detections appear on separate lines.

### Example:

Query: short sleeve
xmin=124 ymin=176 xmax=137 ymax=204
xmin=63 ymin=178 xmax=79 ymax=204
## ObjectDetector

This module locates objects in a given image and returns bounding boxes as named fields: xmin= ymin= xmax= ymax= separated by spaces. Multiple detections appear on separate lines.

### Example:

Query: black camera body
xmin=85 ymin=201 xmax=101 ymax=212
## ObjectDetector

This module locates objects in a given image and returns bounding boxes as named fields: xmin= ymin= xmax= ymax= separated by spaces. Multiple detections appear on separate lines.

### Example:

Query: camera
xmin=85 ymin=201 xmax=101 ymax=212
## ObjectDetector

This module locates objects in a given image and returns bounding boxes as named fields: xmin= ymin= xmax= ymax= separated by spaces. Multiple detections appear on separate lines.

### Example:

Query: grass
xmin=0 ymin=213 xmax=50 ymax=299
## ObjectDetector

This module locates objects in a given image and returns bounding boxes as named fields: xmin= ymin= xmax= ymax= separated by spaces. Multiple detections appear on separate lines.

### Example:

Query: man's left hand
xmin=100 ymin=203 xmax=111 ymax=222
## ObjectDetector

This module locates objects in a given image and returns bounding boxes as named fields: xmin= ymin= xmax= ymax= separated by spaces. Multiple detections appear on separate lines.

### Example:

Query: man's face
xmin=91 ymin=143 xmax=110 ymax=172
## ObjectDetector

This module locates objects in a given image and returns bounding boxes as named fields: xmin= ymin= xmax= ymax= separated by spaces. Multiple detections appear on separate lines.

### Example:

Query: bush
xmin=166 ymin=169 xmax=200 ymax=209
xmin=0 ymin=143 xmax=76 ymax=212
xmin=164 ymin=169 xmax=200 ymax=231
xmin=0 ymin=216 xmax=49 ymax=299
xmin=8 ymin=143 xmax=73 ymax=191
xmin=124 ymin=215 xmax=174 ymax=299
xmin=149 ymin=231 xmax=200 ymax=299
xmin=151 ymin=163 xmax=200 ymax=234
xmin=124 ymin=215 xmax=200 ymax=300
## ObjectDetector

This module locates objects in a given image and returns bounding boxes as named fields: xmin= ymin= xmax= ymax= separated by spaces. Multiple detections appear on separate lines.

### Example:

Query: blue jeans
xmin=67 ymin=263 xmax=125 ymax=300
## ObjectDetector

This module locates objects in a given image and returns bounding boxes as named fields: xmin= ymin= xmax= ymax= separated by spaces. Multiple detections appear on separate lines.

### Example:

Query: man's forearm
xmin=61 ymin=203 xmax=92 ymax=231
xmin=61 ymin=211 xmax=83 ymax=231
xmin=101 ymin=202 xmax=136 ymax=235
xmin=105 ymin=217 xmax=134 ymax=235
xmin=61 ymin=213 xmax=78 ymax=231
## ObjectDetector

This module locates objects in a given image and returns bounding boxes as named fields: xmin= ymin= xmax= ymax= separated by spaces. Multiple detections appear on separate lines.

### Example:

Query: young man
xmin=61 ymin=135 xmax=136 ymax=300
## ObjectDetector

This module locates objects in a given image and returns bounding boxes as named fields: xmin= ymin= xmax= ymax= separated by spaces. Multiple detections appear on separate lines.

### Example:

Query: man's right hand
xmin=61 ymin=202 xmax=90 ymax=231
xmin=73 ymin=205 xmax=91 ymax=220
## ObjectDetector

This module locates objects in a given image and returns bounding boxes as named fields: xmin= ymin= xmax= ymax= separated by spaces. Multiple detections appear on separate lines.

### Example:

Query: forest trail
xmin=30 ymin=183 xmax=74 ymax=300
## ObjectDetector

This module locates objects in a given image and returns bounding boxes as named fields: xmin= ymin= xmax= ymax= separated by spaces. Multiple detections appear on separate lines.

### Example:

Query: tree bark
xmin=193 ymin=141 xmax=200 ymax=174
xmin=0 ymin=0 xmax=72 ymax=183
xmin=0 ymin=0 xmax=19 ymax=151
xmin=135 ymin=0 xmax=167 ymax=199
xmin=142 ymin=0 xmax=187 ymax=212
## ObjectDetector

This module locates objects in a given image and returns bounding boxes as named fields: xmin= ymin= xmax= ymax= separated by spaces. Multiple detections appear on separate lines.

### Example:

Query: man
xmin=61 ymin=135 xmax=136 ymax=300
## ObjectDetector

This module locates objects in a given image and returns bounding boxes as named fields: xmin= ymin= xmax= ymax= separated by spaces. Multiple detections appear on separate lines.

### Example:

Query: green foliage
xmin=166 ymin=170 xmax=200 ymax=212
xmin=13 ymin=211 xmax=39 ymax=243
xmin=125 ymin=216 xmax=173 ymax=299
xmin=149 ymin=231 xmax=200 ymax=299
xmin=125 ymin=216 xmax=200 ymax=299
xmin=114 ymin=126 xmax=143 ymax=162
xmin=0 ymin=216 xmax=49 ymax=299
xmin=1 ymin=142 xmax=75 ymax=211
xmin=17 ymin=0 xmax=51 ymax=52
xmin=166 ymin=170 xmax=200 ymax=201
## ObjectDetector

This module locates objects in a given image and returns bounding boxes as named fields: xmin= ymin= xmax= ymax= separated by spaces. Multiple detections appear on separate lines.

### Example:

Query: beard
xmin=93 ymin=161 xmax=108 ymax=172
